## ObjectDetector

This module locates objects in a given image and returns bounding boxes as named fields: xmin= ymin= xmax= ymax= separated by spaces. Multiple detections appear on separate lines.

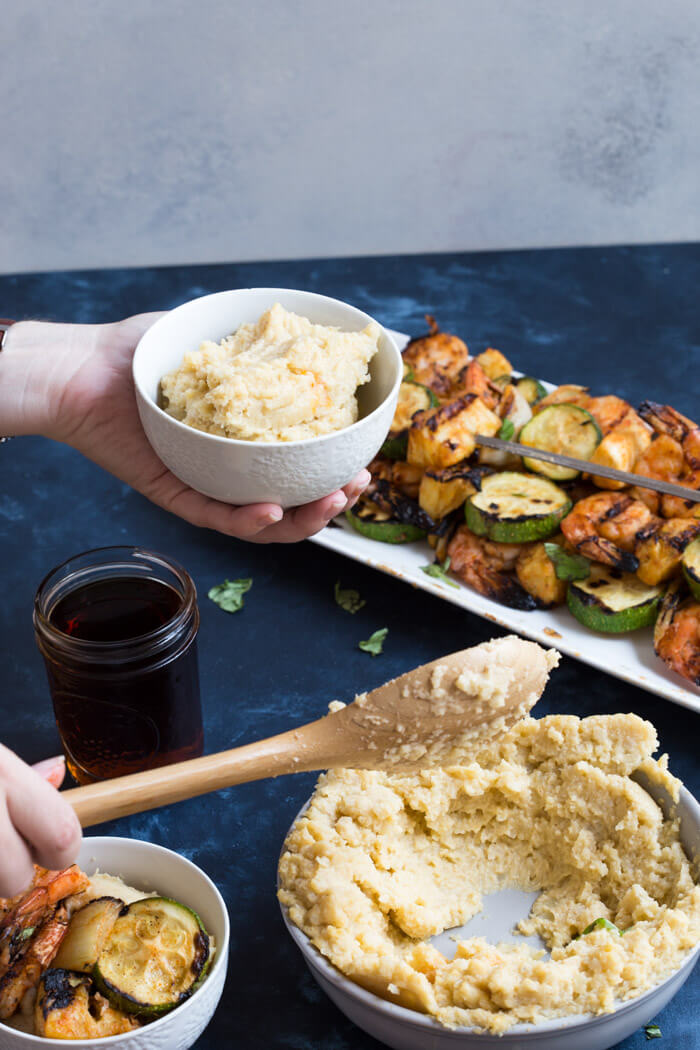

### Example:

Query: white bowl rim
xmin=0 ymin=835 xmax=230 ymax=1047
xmin=132 ymin=287 xmax=403 ymax=450
xmin=278 ymin=783 xmax=700 ymax=1039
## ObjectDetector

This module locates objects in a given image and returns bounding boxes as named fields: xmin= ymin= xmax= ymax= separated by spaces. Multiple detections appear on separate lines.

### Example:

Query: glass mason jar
xmin=34 ymin=546 xmax=204 ymax=785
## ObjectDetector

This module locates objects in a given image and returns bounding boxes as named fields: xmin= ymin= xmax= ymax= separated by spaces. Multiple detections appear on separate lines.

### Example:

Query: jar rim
xmin=33 ymin=545 xmax=197 ymax=663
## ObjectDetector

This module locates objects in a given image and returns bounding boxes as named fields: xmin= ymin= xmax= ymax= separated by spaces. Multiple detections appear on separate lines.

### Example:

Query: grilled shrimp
xmin=586 ymin=395 xmax=634 ymax=434
xmin=560 ymin=492 xmax=654 ymax=571
xmin=654 ymin=580 xmax=700 ymax=686
xmin=35 ymin=970 xmax=139 ymax=1038
xmin=629 ymin=434 xmax=686 ymax=513
xmin=448 ymin=359 xmax=501 ymax=409
xmin=402 ymin=316 xmax=470 ymax=397
xmin=638 ymin=402 xmax=700 ymax=518
xmin=0 ymin=867 xmax=89 ymax=974
xmin=447 ymin=526 xmax=537 ymax=609
xmin=0 ymin=904 xmax=71 ymax=1019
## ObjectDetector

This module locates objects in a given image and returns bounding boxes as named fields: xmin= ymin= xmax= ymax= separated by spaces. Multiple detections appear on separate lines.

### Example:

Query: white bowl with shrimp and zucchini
xmin=344 ymin=317 xmax=700 ymax=688
xmin=0 ymin=838 xmax=229 ymax=1048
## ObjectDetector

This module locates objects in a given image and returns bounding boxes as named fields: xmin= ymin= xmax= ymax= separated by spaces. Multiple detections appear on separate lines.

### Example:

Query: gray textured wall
xmin=1 ymin=0 xmax=698 ymax=274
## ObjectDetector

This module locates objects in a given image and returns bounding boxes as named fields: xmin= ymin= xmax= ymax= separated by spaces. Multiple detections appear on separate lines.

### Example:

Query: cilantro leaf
xmin=359 ymin=628 xmax=388 ymax=656
xmin=573 ymin=916 xmax=622 ymax=941
xmin=644 ymin=1023 xmax=662 ymax=1040
xmin=335 ymin=581 xmax=366 ymax=614
xmin=420 ymin=557 xmax=459 ymax=588
xmin=543 ymin=543 xmax=591 ymax=582
xmin=19 ymin=926 xmax=35 ymax=941
xmin=208 ymin=578 xmax=253 ymax=613
xmin=498 ymin=418 xmax=515 ymax=441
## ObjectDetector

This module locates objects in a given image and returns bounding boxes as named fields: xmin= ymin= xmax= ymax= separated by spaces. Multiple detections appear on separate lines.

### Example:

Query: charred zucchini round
xmin=465 ymin=472 xmax=572 ymax=543
xmin=94 ymin=897 xmax=210 ymax=1018
xmin=519 ymin=404 xmax=602 ymax=480
xmin=682 ymin=537 xmax=700 ymax=600
xmin=53 ymin=897 xmax=124 ymax=974
xmin=567 ymin=566 xmax=663 ymax=633
xmin=345 ymin=507 xmax=427 ymax=544
xmin=515 ymin=376 xmax=548 ymax=405
xmin=381 ymin=380 xmax=439 ymax=459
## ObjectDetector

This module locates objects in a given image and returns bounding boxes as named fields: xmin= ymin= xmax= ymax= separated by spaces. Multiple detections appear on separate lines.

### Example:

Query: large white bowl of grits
xmin=132 ymin=288 xmax=402 ymax=508
xmin=0 ymin=837 xmax=229 ymax=1050
xmin=278 ymin=714 xmax=700 ymax=1049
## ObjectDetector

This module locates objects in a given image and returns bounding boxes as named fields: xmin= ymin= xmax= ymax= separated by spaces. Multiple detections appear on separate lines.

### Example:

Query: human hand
xmin=1 ymin=315 xmax=370 ymax=541
xmin=0 ymin=750 xmax=81 ymax=896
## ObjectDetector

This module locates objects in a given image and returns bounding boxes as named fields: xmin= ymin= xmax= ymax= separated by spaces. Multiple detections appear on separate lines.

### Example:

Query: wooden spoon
xmin=64 ymin=636 xmax=557 ymax=828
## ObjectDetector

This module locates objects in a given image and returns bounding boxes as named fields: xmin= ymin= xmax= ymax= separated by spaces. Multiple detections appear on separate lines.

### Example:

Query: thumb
xmin=32 ymin=756 xmax=66 ymax=790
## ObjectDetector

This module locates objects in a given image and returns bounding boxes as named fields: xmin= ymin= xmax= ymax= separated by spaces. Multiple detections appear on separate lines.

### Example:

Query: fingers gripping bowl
xmin=0 ymin=838 xmax=229 ymax=1050
xmin=132 ymin=288 xmax=402 ymax=508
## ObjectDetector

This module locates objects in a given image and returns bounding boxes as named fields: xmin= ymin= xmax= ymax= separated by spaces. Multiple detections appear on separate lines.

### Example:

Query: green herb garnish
xmin=498 ymin=418 xmax=515 ymax=441
xmin=420 ymin=557 xmax=459 ymax=588
xmin=544 ymin=543 xmax=591 ymax=582
xmin=334 ymin=581 xmax=366 ymax=614
xmin=19 ymin=926 xmax=35 ymax=941
xmin=208 ymin=577 xmax=253 ymax=613
xmin=644 ymin=1023 xmax=662 ymax=1040
xmin=572 ymin=916 xmax=622 ymax=941
xmin=359 ymin=628 xmax=388 ymax=656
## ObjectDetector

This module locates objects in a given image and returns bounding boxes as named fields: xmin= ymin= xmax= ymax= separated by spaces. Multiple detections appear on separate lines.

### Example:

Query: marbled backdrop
xmin=1 ymin=245 xmax=698 ymax=1047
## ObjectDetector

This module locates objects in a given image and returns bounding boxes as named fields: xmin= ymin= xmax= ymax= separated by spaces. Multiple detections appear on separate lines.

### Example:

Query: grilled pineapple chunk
xmin=477 ymin=348 xmax=512 ymax=380
xmin=635 ymin=519 xmax=700 ymax=585
xmin=589 ymin=410 xmax=652 ymax=490
xmin=407 ymin=395 xmax=501 ymax=470
xmin=515 ymin=539 xmax=567 ymax=606
xmin=419 ymin=464 xmax=479 ymax=520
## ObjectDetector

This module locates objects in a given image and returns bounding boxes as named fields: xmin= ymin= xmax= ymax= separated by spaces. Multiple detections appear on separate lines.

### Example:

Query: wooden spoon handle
xmin=63 ymin=723 xmax=322 ymax=827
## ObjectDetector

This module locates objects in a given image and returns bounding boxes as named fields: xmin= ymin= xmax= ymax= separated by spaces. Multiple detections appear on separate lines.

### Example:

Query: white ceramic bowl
xmin=0 ymin=837 xmax=229 ymax=1050
xmin=280 ymin=772 xmax=700 ymax=1050
xmin=132 ymin=288 xmax=402 ymax=508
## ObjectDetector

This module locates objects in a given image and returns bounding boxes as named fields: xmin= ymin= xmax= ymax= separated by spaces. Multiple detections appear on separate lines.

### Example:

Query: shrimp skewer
xmin=447 ymin=527 xmax=537 ymax=610
xmin=560 ymin=492 xmax=655 ymax=572
xmin=654 ymin=580 xmax=700 ymax=686
xmin=0 ymin=904 xmax=70 ymax=1019
xmin=638 ymin=402 xmax=700 ymax=518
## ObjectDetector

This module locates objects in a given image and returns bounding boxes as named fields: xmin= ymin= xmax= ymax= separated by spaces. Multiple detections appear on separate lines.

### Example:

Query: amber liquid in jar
xmin=34 ymin=548 xmax=204 ymax=785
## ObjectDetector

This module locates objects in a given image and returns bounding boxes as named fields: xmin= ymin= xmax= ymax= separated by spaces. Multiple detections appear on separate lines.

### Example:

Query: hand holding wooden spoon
xmin=64 ymin=636 xmax=558 ymax=828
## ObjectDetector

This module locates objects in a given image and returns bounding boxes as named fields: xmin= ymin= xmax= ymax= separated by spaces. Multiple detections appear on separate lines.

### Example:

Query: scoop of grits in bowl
xmin=160 ymin=302 xmax=380 ymax=443
xmin=278 ymin=712 xmax=700 ymax=1035
xmin=132 ymin=288 xmax=402 ymax=507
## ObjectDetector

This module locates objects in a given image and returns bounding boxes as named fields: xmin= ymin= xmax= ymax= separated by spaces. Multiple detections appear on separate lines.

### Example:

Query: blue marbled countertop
xmin=1 ymin=245 xmax=699 ymax=1047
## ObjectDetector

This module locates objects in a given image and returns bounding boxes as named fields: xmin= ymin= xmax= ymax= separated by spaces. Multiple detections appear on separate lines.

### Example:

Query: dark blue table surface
xmin=1 ymin=245 xmax=698 ymax=1048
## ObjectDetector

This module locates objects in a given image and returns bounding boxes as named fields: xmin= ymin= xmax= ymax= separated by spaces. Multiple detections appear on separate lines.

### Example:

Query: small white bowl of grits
xmin=278 ymin=713 xmax=700 ymax=1050
xmin=132 ymin=288 xmax=402 ymax=508
xmin=0 ymin=837 xmax=229 ymax=1050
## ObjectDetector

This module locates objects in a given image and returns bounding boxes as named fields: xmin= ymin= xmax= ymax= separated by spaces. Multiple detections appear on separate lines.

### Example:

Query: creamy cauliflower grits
xmin=160 ymin=303 xmax=381 ymax=442
xmin=278 ymin=713 xmax=700 ymax=1033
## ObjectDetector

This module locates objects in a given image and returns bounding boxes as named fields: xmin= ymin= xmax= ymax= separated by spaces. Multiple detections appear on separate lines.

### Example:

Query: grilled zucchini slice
xmin=53 ymin=897 xmax=124 ymax=974
xmin=682 ymin=537 xmax=700 ymax=600
xmin=567 ymin=566 xmax=663 ymax=633
xmin=465 ymin=472 xmax=572 ymax=543
xmin=381 ymin=380 xmax=439 ymax=459
xmin=515 ymin=376 xmax=547 ymax=405
xmin=344 ymin=506 xmax=427 ymax=544
xmin=94 ymin=897 xmax=210 ymax=1018
xmin=519 ymin=404 xmax=602 ymax=480
xmin=407 ymin=395 xmax=501 ymax=469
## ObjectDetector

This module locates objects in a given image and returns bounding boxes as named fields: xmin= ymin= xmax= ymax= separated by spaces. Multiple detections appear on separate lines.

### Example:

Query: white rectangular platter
xmin=310 ymin=330 xmax=700 ymax=715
